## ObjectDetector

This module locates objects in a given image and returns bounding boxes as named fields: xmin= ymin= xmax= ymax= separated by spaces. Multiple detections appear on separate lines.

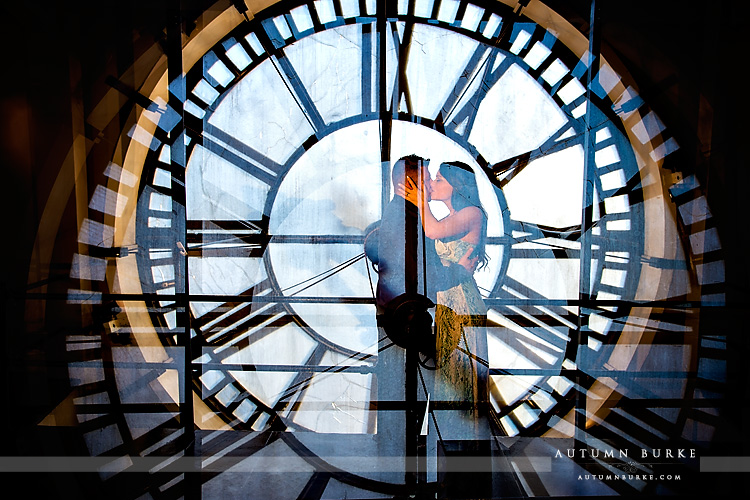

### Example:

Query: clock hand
xmin=281 ymin=253 xmax=367 ymax=296
xmin=186 ymin=219 xmax=270 ymax=257
xmin=511 ymin=219 xmax=589 ymax=242
xmin=490 ymin=124 xmax=609 ymax=190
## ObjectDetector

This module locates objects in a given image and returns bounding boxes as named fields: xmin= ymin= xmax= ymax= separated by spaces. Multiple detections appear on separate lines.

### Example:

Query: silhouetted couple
xmin=374 ymin=155 xmax=489 ymax=428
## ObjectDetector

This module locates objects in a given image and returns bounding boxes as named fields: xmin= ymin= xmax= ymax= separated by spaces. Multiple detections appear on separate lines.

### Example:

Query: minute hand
xmin=490 ymin=130 xmax=587 ymax=190
xmin=511 ymin=219 xmax=584 ymax=242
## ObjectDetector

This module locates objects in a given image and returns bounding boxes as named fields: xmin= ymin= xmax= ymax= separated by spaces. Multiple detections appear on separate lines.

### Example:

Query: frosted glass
xmin=224 ymin=323 xmax=317 ymax=408
xmin=523 ymin=41 xmax=551 ymax=70
xmin=405 ymin=24 xmax=479 ymax=120
xmin=541 ymin=59 xmax=568 ymax=86
xmin=208 ymin=59 xmax=314 ymax=164
xmin=186 ymin=145 xmax=270 ymax=221
xmin=414 ymin=0 xmax=434 ymax=18
xmin=469 ymin=63 xmax=567 ymax=164
xmin=269 ymin=121 xmax=381 ymax=235
xmin=290 ymin=5 xmax=314 ymax=33
xmin=506 ymin=258 xmax=581 ymax=300
xmin=226 ymin=43 xmax=251 ymax=71
xmin=437 ymin=0 xmax=459 ymax=23
xmin=599 ymin=169 xmax=627 ymax=191
xmin=207 ymin=60 xmax=234 ymax=87
xmin=292 ymin=368 xmax=372 ymax=433
xmin=268 ymin=242 xmax=378 ymax=354
xmin=502 ymin=144 xmax=584 ymax=229
xmin=313 ymin=0 xmax=336 ymax=24
xmin=188 ymin=256 xmax=267 ymax=318
xmin=283 ymin=25 xmax=363 ymax=125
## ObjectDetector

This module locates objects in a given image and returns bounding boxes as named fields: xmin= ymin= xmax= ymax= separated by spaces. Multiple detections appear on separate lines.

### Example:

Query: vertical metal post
xmin=167 ymin=0 xmax=197 ymax=497
xmin=378 ymin=0 xmax=392 ymax=204
xmin=374 ymin=3 xmax=409 ymax=490
xmin=577 ymin=0 xmax=601 ymax=447
xmin=406 ymin=344 xmax=418 ymax=491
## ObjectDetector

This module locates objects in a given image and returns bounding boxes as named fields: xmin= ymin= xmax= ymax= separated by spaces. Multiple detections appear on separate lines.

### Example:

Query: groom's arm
xmin=442 ymin=261 xmax=475 ymax=287
xmin=427 ymin=255 xmax=476 ymax=294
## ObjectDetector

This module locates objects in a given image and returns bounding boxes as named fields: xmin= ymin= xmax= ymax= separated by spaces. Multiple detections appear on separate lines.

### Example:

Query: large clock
xmin=134 ymin=0 xmax=649 ymax=435
xmin=51 ymin=0 xmax=728 ymax=497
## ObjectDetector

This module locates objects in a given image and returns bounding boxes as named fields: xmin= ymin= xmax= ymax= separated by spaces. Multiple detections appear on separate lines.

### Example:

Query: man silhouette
xmin=374 ymin=155 xmax=475 ymax=350
xmin=371 ymin=156 xmax=490 ymax=487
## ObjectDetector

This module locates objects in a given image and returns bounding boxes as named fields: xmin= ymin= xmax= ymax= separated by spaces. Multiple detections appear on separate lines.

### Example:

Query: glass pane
xmin=405 ymin=24 xmax=479 ymax=120
xmin=208 ymin=59 xmax=315 ymax=164
xmin=186 ymin=144 xmax=270 ymax=221
xmin=469 ymin=63 xmax=568 ymax=164
xmin=284 ymin=25 xmax=363 ymax=125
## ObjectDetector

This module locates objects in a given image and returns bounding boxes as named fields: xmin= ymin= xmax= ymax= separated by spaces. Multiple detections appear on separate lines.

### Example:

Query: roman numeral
xmin=392 ymin=20 xmax=415 ymax=116
xmin=274 ymin=53 xmax=327 ymax=132
xmin=252 ymin=25 xmax=327 ymax=134
xmin=438 ymin=49 xmax=513 ymax=140
xmin=361 ymin=21 xmax=376 ymax=115
xmin=202 ymin=123 xmax=284 ymax=184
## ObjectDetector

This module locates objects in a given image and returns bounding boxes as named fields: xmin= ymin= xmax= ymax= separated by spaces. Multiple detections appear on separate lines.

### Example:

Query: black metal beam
xmin=167 ymin=1 xmax=197 ymax=498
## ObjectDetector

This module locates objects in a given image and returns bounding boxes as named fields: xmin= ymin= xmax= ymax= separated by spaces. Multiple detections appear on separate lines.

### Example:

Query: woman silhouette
xmin=400 ymin=161 xmax=489 ymax=431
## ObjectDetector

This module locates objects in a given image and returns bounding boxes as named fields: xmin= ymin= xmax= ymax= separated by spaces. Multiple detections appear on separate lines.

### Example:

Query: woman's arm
xmin=422 ymin=204 xmax=481 ymax=240
xmin=398 ymin=179 xmax=482 ymax=240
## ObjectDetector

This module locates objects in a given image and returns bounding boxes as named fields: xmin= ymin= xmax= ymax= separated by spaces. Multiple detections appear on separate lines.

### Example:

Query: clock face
xmin=137 ymin=0 xmax=647 ymax=438
xmin=58 ymin=0 xmax=727 ymax=496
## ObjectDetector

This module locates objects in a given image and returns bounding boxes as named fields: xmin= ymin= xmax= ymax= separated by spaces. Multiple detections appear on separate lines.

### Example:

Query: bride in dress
xmin=400 ymin=161 xmax=489 ymax=430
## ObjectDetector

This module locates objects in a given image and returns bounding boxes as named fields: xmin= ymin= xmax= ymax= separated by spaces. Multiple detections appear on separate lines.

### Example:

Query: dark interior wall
xmin=0 ymin=5 xmax=213 ymax=495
